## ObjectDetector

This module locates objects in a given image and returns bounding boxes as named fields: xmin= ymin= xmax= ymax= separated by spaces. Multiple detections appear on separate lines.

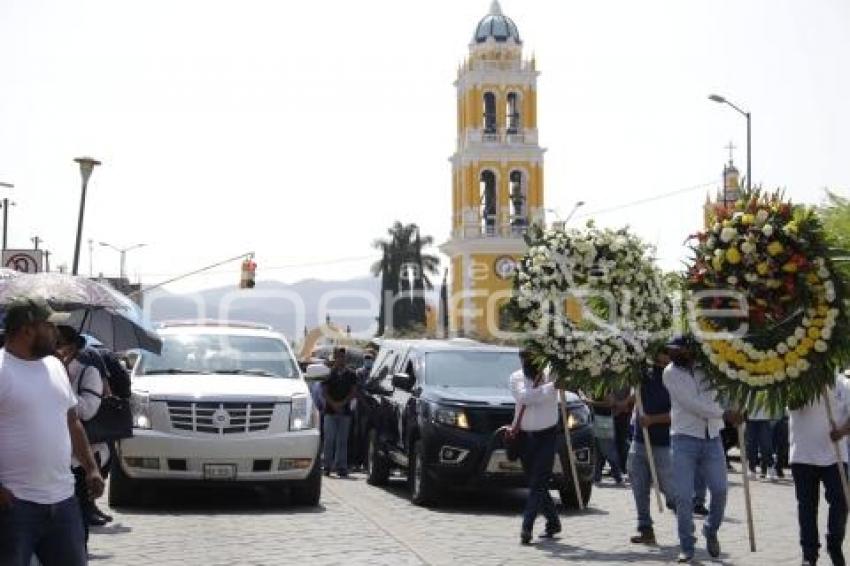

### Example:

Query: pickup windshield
xmin=424 ymin=351 xmax=520 ymax=388
xmin=137 ymin=334 xmax=298 ymax=379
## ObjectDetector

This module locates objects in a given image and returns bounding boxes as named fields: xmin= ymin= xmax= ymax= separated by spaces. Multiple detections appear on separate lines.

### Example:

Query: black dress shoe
xmin=86 ymin=512 xmax=109 ymax=527
xmin=520 ymin=531 xmax=532 ymax=545
xmin=540 ymin=523 xmax=562 ymax=539
xmin=91 ymin=503 xmax=113 ymax=523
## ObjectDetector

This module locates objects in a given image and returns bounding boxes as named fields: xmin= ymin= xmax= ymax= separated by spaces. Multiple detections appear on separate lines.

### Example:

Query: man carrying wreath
xmin=662 ymin=335 xmax=743 ymax=563
xmin=789 ymin=377 xmax=850 ymax=566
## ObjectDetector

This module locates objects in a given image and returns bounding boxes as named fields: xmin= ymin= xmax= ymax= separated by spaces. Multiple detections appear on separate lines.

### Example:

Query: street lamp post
xmin=72 ymin=157 xmax=101 ymax=275
xmin=709 ymin=94 xmax=752 ymax=194
xmin=564 ymin=200 xmax=586 ymax=224
xmin=0 ymin=181 xmax=14 ymax=252
xmin=99 ymin=242 xmax=146 ymax=280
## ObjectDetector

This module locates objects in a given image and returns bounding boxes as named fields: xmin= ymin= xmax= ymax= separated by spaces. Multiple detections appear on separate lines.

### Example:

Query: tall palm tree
xmin=371 ymin=221 xmax=440 ymax=334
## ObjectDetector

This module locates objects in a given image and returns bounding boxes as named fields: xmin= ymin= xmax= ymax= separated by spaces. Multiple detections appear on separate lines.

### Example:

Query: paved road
xmin=89 ymin=468 xmax=837 ymax=565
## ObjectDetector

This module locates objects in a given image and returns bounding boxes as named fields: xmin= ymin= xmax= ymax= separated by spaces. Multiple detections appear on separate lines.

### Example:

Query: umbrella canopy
xmin=0 ymin=272 xmax=161 ymax=354
xmin=66 ymin=308 xmax=162 ymax=355
xmin=0 ymin=272 xmax=127 ymax=311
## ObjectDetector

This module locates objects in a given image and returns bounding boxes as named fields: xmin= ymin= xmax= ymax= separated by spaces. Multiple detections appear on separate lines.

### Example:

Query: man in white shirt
xmin=789 ymin=376 xmax=850 ymax=566
xmin=509 ymin=348 xmax=560 ymax=545
xmin=0 ymin=297 xmax=105 ymax=566
xmin=662 ymin=335 xmax=742 ymax=563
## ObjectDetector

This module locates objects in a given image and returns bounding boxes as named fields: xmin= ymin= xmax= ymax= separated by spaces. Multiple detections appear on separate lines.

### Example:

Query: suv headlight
xmin=130 ymin=391 xmax=151 ymax=429
xmin=566 ymin=404 xmax=591 ymax=430
xmin=289 ymin=394 xmax=314 ymax=431
xmin=434 ymin=406 xmax=470 ymax=430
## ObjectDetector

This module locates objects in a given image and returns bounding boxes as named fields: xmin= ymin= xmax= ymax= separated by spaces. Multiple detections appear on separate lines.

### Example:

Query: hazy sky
xmin=1 ymin=0 xmax=848 ymax=293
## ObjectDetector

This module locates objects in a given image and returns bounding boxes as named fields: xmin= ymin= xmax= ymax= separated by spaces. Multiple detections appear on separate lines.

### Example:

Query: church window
xmin=480 ymin=170 xmax=497 ymax=236
xmin=509 ymin=170 xmax=527 ymax=230
xmin=483 ymin=92 xmax=497 ymax=134
xmin=506 ymin=92 xmax=520 ymax=134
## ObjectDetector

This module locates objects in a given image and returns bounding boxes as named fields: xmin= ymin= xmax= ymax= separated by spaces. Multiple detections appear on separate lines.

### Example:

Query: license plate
xmin=204 ymin=464 xmax=237 ymax=481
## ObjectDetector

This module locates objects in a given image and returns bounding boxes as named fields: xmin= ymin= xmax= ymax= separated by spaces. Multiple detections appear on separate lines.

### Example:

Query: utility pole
xmin=88 ymin=239 xmax=94 ymax=277
xmin=0 ymin=182 xmax=12 ymax=252
xmin=44 ymin=250 xmax=51 ymax=272
xmin=31 ymin=236 xmax=42 ymax=250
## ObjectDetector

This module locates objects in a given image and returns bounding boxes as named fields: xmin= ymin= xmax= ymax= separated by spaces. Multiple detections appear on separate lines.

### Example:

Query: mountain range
xmin=143 ymin=276 xmax=438 ymax=340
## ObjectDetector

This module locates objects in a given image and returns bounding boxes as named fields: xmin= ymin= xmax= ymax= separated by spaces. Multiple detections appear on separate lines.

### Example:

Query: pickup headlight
xmin=289 ymin=394 xmax=314 ymax=431
xmin=566 ymin=404 xmax=591 ymax=430
xmin=434 ymin=406 xmax=470 ymax=430
xmin=130 ymin=391 xmax=151 ymax=429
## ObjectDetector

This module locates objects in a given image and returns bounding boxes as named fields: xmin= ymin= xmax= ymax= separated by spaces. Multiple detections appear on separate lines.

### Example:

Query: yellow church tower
xmin=439 ymin=1 xmax=545 ymax=340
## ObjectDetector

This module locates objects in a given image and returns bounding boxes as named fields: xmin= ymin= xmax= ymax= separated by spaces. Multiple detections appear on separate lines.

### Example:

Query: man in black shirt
xmin=321 ymin=347 xmax=357 ymax=478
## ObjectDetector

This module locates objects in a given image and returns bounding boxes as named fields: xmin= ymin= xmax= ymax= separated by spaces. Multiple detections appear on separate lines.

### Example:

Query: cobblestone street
xmin=89 ymin=466 xmax=840 ymax=565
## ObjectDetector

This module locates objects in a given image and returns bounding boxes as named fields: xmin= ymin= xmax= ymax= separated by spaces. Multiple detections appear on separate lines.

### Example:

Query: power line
xmin=573 ymin=180 xmax=717 ymax=219
xmin=136 ymin=254 xmax=381 ymax=279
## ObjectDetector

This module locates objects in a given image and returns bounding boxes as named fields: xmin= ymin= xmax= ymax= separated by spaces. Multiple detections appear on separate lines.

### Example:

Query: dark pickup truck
xmin=360 ymin=339 xmax=595 ymax=507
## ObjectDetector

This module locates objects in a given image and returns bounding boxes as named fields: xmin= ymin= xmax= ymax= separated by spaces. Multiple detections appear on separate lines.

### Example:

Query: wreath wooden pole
xmin=558 ymin=389 xmax=585 ymax=510
xmin=737 ymin=420 xmax=757 ymax=552
xmin=635 ymin=389 xmax=664 ymax=513
xmin=823 ymin=390 xmax=850 ymax=509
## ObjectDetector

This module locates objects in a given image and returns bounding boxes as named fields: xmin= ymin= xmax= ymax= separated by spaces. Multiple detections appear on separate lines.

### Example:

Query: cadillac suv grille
xmin=166 ymin=401 xmax=275 ymax=434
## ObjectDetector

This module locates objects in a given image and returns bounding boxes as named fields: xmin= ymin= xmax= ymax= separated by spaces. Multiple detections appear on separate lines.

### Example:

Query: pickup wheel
xmin=559 ymin=478 xmax=593 ymax=510
xmin=108 ymin=456 xmax=145 ymax=508
xmin=366 ymin=429 xmax=391 ymax=486
xmin=409 ymin=439 xmax=439 ymax=507
xmin=291 ymin=457 xmax=322 ymax=507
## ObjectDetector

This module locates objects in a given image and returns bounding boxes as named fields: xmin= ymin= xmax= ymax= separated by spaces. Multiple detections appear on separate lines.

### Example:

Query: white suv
xmin=110 ymin=321 xmax=326 ymax=507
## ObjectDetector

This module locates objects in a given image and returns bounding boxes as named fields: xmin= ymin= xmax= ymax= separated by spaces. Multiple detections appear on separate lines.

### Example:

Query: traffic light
xmin=240 ymin=258 xmax=257 ymax=289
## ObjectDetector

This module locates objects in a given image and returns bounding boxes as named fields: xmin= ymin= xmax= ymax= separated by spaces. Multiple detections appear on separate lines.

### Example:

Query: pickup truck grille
xmin=166 ymin=401 xmax=275 ymax=434
xmin=467 ymin=408 xmax=515 ymax=433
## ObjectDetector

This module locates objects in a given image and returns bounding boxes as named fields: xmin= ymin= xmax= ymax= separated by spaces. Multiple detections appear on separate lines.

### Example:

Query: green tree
xmin=370 ymin=222 xmax=440 ymax=335
xmin=821 ymin=190 xmax=850 ymax=280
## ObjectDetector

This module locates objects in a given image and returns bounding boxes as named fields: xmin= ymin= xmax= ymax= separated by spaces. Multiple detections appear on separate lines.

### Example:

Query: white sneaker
xmin=767 ymin=468 xmax=778 ymax=482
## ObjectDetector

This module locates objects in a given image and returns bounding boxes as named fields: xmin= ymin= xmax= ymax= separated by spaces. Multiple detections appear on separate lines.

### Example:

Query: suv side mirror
xmin=391 ymin=372 xmax=414 ymax=391
xmin=304 ymin=363 xmax=331 ymax=381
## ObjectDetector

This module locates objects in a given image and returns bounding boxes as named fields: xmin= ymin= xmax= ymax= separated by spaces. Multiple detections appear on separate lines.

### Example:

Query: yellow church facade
xmin=440 ymin=1 xmax=546 ymax=340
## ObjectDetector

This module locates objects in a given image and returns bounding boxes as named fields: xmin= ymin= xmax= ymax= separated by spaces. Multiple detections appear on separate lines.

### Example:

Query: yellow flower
xmin=808 ymin=327 xmax=821 ymax=340
xmin=801 ymin=337 xmax=815 ymax=350
xmin=712 ymin=256 xmax=724 ymax=272
xmin=757 ymin=262 xmax=771 ymax=276
xmin=817 ymin=306 xmax=829 ymax=316
xmin=782 ymin=262 xmax=798 ymax=273
xmin=785 ymin=352 xmax=799 ymax=366
xmin=767 ymin=241 xmax=785 ymax=256
xmin=742 ymin=214 xmax=755 ymax=225
xmin=726 ymin=247 xmax=742 ymax=265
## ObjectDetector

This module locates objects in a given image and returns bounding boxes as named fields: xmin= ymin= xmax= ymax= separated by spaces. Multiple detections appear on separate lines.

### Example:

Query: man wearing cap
xmin=0 ymin=297 xmax=105 ymax=566
xmin=662 ymin=335 xmax=742 ymax=563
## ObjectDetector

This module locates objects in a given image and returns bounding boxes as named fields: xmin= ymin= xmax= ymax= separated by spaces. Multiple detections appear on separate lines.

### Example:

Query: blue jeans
xmin=594 ymin=437 xmax=623 ymax=482
xmin=694 ymin=467 xmax=707 ymax=506
xmin=519 ymin=426 xmax=560 ymax=534
xmin=671 ymin=435 xmax=728 ymax=556
xmin=323 ymin=413 xmax=352 ymax=473
xmin=792 ymin=463 xmax=848 ymax=564
xmin=746 ymin=419 xmax=775 ymax=473
xmin=627 ymin=441 xmax=673 ymax=531
xmin=0 ymin=496 xmax=87 ymax=566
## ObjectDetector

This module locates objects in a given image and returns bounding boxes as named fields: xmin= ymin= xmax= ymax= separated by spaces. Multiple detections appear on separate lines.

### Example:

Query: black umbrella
xmin=65 ymin=307 xmax=162 ymax=355
xmin=0 ymin=272 xmax=161 ymax=354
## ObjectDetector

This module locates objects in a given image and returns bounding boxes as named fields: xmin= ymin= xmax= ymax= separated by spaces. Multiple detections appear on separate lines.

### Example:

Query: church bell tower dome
xmin=473 ymin=1 xmax=522 ymax=44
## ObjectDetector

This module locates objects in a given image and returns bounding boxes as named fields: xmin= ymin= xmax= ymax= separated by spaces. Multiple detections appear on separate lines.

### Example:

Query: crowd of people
xmin=4 ymin=302 xmax=850 ymax=565
xmin=0 ymin=298 xmax=131 ymax=566
xmin=511 ymin=336 xmax=850 ymax=565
